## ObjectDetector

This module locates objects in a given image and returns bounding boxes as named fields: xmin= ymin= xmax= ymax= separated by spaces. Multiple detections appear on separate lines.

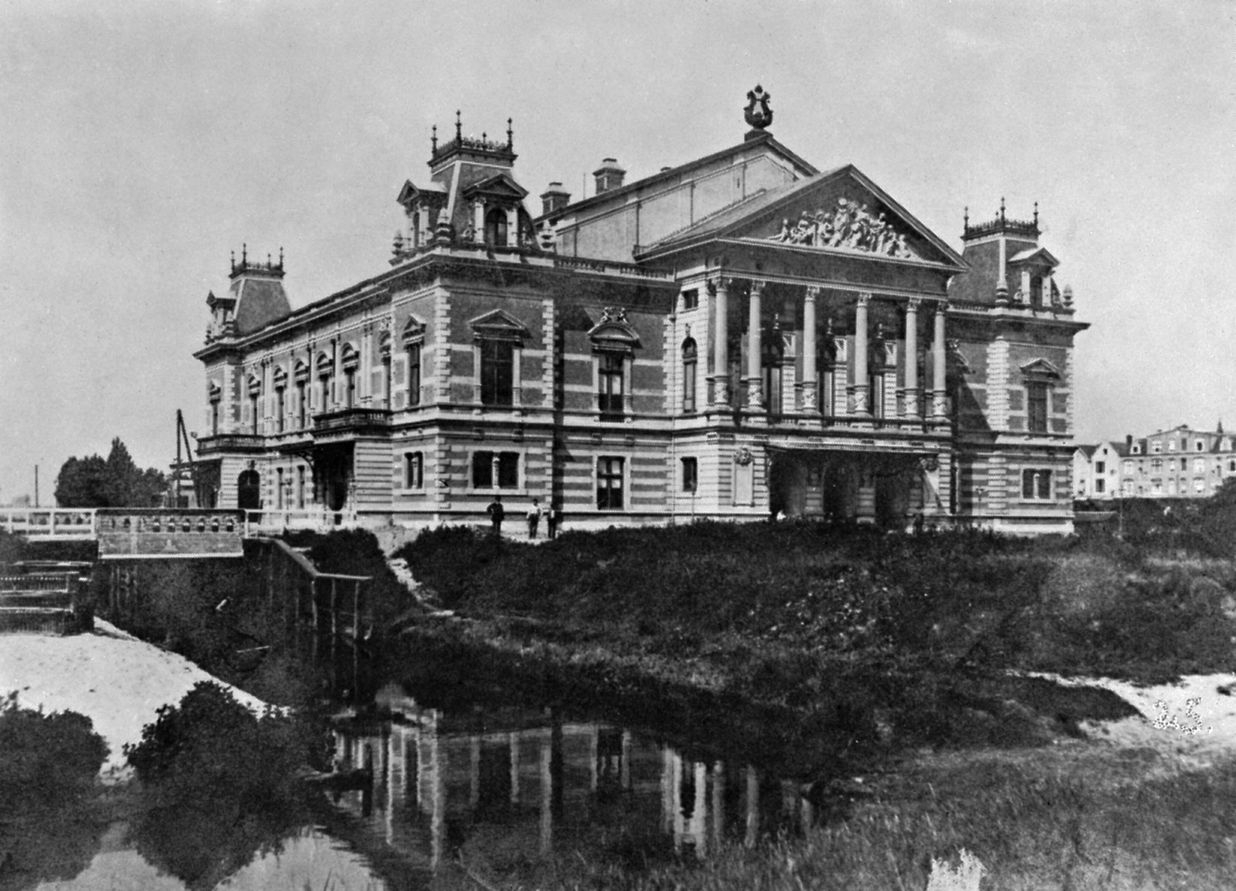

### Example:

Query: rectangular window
xmin=319 ymin=375 xmax=331 ymax=412
xmin=1194 ymin=478 xmax=1205 ymax=493
xmin=681 ymin=289 xmax=699 ymax=310
xmin=1027 ymin=382 xmax=1049 ymax=433
xmin=344 ymin=369 xmax=356 ymax=408
xmin=820 ymin=366 xmax=835 ymax=416
xmin=249 ymin=394 xmax=259 ymax=434
xmin=1021 ymin=468 xmax=1052 ymax=500
xmin=1194 ymin=458 xmax=1205 ymax=473
xmin=471 ymin=451 xmax=519 ymax=489
xmin=598 ymin=353 xmax=625 ymax=418
xmin=1152 ymin=480 xmax=1162 ymax=495
xmin=405 ymin=452 xmax=424 ymax=489
xmin=296 ymin=466 xmax=305 ymax=508
xmin=1151 ymin=458 xmax=1163 ymax=472
xmin=407 ymin=344 xmax=422 ymax=407
xmin=383 ymin=356 xmax=393 ymax=408
xmin=479 ymin=340 xmax=513 ymax=406
xmin=1196 ymin=440 xmax=1205 ymax=452
xmin=1095 ymin=461 xmax=1105 ymax=474
xmin=681 ymin=457 xmax=698 ymax=493
xmin=1168 ymin=440 xmax=1177 ymax=451
xmin=1151 ymin=441 xmax=1162 ymax=454
xmin=275 ymin=387 xmax=286 ymax=433
xmin=1095 ymin=478 xmax=1105 ymax=494
xmin=211 ymin=400 xmax=220 ymax=436
xmin=275 ymin=468 xmax=284 ymax=508
xmin=296 ymin=382 xmax=307 ymax=428
xmin=597 ymin=457 xmax=625 ymax=510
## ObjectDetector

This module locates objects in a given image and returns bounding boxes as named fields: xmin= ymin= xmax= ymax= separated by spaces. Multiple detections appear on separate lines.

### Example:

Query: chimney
xmin=1126 ymin=434 xmax=1133 ymax=451
xmin=540 ymin=182 xmax=571 ymax=216
xmin=593 ymin=158 xmax=626 ymax=194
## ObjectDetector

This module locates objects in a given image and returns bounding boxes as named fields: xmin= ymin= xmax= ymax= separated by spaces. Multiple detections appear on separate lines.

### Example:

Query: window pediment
xmin=402 ymin=315 xmax=427 ymax=344
xmin=588 ymin=306 xmax=641 ymax=353
xmin=1020 ymin=358 xmax=1061 ymax=381
xmin=462 ymin=173 xmax=529 ymax=203
xmin=471 ymin=309 xmax=530 ymax=342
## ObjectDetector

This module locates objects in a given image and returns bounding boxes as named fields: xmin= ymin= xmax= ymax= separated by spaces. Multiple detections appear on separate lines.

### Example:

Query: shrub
xmin=0 ymin=692 xmax=108 ymax=814
xmin=125 ymin=681 xmax=315 ymax=810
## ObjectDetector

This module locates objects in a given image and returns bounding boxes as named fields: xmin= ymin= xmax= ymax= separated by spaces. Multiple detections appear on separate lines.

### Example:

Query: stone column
xmin=852 ymin=293 xmax=871 ymax=416
xmin=710 ymin=278 xmax=728 ymax=407
xmin=746 ymin=280 xmax=764 ymax=410
xmin=931 ymin=303 xmax=948 ymax=420
xmin=904 ymin=298 xmax=920 ymax=419
xmin=801 ymin=287 xmax=819 ymax=413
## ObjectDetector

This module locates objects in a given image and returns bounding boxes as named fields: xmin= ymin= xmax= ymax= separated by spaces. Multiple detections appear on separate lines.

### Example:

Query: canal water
xmin=24 ymin=679 xmax=819 ymax=890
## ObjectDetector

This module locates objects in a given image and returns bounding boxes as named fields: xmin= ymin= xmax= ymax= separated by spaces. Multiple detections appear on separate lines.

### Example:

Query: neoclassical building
xmin=191 ymin=91 xmax=1087 ymax=534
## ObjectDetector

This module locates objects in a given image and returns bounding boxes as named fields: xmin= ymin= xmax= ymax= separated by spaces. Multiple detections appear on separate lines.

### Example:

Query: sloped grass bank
xmin=393 ymin=524 xmax=1235 ymax=765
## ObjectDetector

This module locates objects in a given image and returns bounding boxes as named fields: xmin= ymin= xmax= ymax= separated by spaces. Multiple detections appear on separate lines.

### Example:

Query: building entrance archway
xmin=237 ymin=466 xmax=261 ymax=510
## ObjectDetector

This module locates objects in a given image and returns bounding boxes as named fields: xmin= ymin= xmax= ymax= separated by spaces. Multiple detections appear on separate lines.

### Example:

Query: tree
xmin=54 ymin=438 xmax=167 ymax=507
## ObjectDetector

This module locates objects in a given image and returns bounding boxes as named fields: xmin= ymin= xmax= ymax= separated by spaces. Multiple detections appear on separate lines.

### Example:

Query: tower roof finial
xmin=455 ymin=110 xmax=462 ymax=142
xmin=507 ymin=117 xmax=513 ymax=149
xmin=999 ymin=197 xmax=1006 ymax=223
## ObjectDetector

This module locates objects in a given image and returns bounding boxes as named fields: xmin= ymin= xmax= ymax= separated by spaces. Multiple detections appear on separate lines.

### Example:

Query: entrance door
xmin=767 ymin=454 xmax=806 ymax=519
xmin=237 ymin=468 xmax=261 ymax=510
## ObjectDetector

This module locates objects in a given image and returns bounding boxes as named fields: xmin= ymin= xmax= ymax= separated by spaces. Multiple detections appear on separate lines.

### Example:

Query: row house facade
xmin=191 ymin=92 xmax=1087 ymax=534
xmin=1075 ymin=425 xmax=1236 ymax=499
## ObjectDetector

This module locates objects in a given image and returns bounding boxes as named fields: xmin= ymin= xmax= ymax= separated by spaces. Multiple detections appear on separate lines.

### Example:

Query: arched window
xmin=272 ymin=367 xmax=288 ymax=433
xmin=485 ymin=208 xmax=508 ymax=247
xmin=682 ymin=338 xmax=697 ymax=413
xmin=246 ymin=376 xmax=262 ymax=435
xmin=294 ymin=360 xmax=310 ymax=428
xmin=315 ymin=352 xmax=333 ymax=413
xmin=340 ymin=344 xmax=359 ymax=408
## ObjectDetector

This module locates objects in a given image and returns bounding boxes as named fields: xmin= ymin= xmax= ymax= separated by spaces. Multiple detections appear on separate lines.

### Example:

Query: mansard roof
xmin=637 ymin=165 xmax=966 ymax=270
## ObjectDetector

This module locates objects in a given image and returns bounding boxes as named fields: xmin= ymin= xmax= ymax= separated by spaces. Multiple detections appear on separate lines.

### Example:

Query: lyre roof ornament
xmin=744 ymin=85 xmax=773 ymax=132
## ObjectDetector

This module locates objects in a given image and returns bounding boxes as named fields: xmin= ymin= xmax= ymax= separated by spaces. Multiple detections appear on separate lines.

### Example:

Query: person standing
xmin=546 ymin=503 xmax=558 ymax=540
xmin=486 ymin=495 xmax=505 ymax=537
xmin=526 ymin=498 xmax=542 ymax=539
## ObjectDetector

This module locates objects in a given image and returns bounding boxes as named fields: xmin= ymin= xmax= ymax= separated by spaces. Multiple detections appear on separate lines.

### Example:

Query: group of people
xmin=484 ymin=495 xmax=557 ymax=540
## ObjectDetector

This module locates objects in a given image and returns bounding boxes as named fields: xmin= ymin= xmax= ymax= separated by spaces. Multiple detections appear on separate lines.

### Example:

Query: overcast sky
xmin=2 ymin=0 xmax=1233 ymax=503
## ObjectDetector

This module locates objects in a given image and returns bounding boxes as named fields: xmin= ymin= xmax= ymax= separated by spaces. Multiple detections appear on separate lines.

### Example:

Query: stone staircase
xmin=0 ymin=564 xmax=94 ymax=634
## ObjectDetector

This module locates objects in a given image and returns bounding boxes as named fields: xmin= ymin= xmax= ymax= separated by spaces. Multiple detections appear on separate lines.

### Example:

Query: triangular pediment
xmin=470 ymin=308 xmax=530 ymax=340
xmin=397 ymin=180 xmax=447 ymax=208
xmin=643 ymin=166 xmax=965 ymax=269
xmin=1019 ymin=358 xmax=1061 ymax=379
xmin=462 ymin=173 xmax=529 ymax=202
xmin=1008 ymin=246 xmax=1060 ymax=269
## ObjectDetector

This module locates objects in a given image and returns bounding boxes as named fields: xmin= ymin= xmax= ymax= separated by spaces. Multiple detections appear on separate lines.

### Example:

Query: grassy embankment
xmin=386 ymin=519 xmax=1236 ymax=890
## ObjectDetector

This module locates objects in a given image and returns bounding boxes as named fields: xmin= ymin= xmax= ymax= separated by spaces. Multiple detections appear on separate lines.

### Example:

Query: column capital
xmin=707 ymin=275 xmax=733 ymax=296
xmin=934 ymin=300 xmax=951 ymax=314
xmin=907 ymin=296 xmax=923 ymax=311
xmin=856 ymin=291 xmax=872 ymax=307
xmin=748 ymin=278 xmax=767 ymax=295
xmin=804 ymin=285 xmax=821 ymax=302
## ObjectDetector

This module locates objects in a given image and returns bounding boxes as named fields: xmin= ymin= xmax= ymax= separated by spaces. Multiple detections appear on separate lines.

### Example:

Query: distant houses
xmin=1074 ymin=425 xmax=1236 ymax=500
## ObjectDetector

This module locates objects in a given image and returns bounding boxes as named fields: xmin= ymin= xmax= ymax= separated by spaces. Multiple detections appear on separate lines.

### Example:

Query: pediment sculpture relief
xmin=768 ymin=198 xmax=919 ymax=259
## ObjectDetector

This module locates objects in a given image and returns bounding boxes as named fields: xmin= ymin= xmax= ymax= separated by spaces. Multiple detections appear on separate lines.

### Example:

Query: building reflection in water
xmin=326 ymin=684 xmax=812 ymax=873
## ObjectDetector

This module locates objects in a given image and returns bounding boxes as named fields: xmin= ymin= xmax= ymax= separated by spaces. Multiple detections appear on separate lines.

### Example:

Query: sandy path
xmin=0 ymin=619 xmax=270 ymax=779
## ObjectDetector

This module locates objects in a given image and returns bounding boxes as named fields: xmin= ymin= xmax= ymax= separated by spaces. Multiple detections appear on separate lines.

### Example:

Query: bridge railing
xmin=1 ymin=509 xmax=98 ymax=539
xmin=95 ymin=509 xmax=244 ymax=535
xmin=243 ymin=509 xmax=360 ymax=537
